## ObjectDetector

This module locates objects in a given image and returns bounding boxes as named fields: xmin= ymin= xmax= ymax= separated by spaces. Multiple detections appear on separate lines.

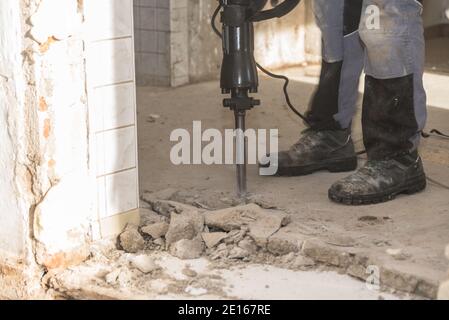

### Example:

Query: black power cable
xmin=211 ymin=3 xmax=310 ymax=125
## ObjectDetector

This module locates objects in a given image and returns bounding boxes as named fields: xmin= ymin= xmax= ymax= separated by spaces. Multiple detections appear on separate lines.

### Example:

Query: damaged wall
xmin=0 ymin=0 xmax=139 ymax=298
xmin=0 ymin=2 xmax=34 ymax=299
xmin=27 ymin=0 xmax=92 ymax=269
xmin=0 ymin=0 xmax=90 ymax=298
xmin=0 ymin=0 xmax=28 ymax=262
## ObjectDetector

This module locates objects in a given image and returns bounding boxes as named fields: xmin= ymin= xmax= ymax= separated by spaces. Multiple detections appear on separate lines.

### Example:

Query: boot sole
xmin=328 ymin=174 xmax=427 ymax=206
xmin=274 ymin=156 xmax=358 ymax=177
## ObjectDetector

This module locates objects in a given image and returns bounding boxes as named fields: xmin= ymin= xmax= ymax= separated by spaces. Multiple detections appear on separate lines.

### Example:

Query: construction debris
xmin=118 ymin=224 xmax=145 ymax=253
xmin=201 ymin=232 xmax=227 ymax=249
xmin=128 ymin=254 xmax=161 ymax=274
xmin=141 ymin=222 xmax=169 ymax=239
xmin=118 ymin=199 xmax=301 ymax=263
xmin=44 ymin=192 xmax=439 ymax=299
xmin=140 ymin=208 xmax=167 ymax=225
xmin=170 ymin=237 xmax=205 ymax=260
xmin=165 ymin=210 xmax=204 ymax=246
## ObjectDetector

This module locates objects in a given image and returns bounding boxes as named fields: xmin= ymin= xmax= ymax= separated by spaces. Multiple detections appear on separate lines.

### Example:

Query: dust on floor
xmin=47 ymin=196 xmax=409 ymax=300
xmin=48 ymin=248 xmax=402 ymax=300
xmin=135 ymin=67 xmax=449 ymax=299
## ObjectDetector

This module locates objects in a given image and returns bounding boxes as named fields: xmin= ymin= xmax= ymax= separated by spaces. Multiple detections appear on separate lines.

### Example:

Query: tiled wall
xmin=134 ymin=0 xmax=171 ymax=86
xmin=134 ymin=0 xmax=189 ymax=87
xmin=84 ymin=0 xmax=139 ymax=238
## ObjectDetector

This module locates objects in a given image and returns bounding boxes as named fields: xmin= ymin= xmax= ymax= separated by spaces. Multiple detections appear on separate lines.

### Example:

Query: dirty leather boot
xmin=328 ymin=151 xmax=426 ymax=205
xmin=260 ymin=128 xmax=358 ymax=176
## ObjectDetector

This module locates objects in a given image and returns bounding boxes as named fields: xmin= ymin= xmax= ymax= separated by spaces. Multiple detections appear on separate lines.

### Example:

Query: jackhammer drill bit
xmin=235 ymin=110 xmax=247 ymax=197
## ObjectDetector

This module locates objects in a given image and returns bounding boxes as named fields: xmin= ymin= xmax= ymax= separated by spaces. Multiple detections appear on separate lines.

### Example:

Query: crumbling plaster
xmin=1 ymin=0 xmax=94 ymax=298
xmin=24 ymin=0 xmax=93 ymax=270
xmin=0 ymin=0 xmax=29 ymax=262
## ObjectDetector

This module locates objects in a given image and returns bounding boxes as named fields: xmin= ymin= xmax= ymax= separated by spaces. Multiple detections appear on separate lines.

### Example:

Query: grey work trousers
xmin=308 ymin=0 xmax=426 ymax=159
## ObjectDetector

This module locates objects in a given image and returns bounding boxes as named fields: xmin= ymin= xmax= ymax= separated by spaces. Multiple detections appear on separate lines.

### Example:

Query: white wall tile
xmin=86 ymin=37 xmax=134 ymax=87
xmin=85 ymin=0 xmax=139 ymax=230
xmin=90 ymin=82 xmax=136 ymax=132
xmin=84 ymin=0 xmax=133 ymax=41
xmin=104 ymin=169 xmax=138 ymax=217
xmin=96 ymin=126 xmax=136 ymax=176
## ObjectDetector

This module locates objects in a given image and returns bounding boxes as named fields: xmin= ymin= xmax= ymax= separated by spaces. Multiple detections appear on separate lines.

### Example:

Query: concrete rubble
xmin=118 ymin=224 xmax=145 ymax=254
xmin=43 ymin=189 xmax=446 ymax=299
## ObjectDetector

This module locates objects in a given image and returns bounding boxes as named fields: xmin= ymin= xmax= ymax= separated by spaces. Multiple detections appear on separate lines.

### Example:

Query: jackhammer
xmin=212 ymin=0 xmax=305 ymax=197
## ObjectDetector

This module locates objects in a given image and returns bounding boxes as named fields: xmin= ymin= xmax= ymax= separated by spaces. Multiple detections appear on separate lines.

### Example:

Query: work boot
xmin=328 ymin=151 xmax=426 ymax=205
xmin=260 ymin=128 xmax=358 ymax=176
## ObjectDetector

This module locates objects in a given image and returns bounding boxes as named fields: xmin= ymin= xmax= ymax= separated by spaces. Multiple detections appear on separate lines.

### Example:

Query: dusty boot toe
xmin=329 ymin=152 xmax=427 ymax=205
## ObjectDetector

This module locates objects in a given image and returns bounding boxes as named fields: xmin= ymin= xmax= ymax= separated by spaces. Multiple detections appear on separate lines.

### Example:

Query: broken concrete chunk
xmin=153 ymin=238 xmax=166 ymax=248
xmin=238 ymin=238 xmax=258 ymax=254
xmin=141 ymin=222 xmax=169 ymax=239
xmin=139 ymin=208 xmax=165 ymax=226
xmin=210 ymin=243 xmax=229 ymax=260
xmin=381 ymin=268 xmax=419 ymax=294
xmin=291 ymin=255 xmax=316 ymax=268
xmin=118 ymin=224 xmax=145 ymax=253
xmin=165 ymin=211 xmax=204 ymax=246
xmin=225 ymin=229 xmax=247 ymax=244
xmin=302 ymin=239 xmax=351 ymax=268
xmin=205 ymin=204 xmax=270 ymax=230
xmin=152 ymin=201 xmax=174 ymax=217
xmin=281 ymin=252 xmax=296 ymax=263
xmin=201 ymin=232 xmax=227 ymax=249
xmin=267 ymin=225 xmax=309 ymax=255
xmin=170 ymin=237 xmax=204 ymax=260
xmin=129 ymin=254 xmax=161 ymax=274
xmin=228 ymin=247 xmax=250 ymax=259
xmin=205 ymin=204 xmax=287 ymax=248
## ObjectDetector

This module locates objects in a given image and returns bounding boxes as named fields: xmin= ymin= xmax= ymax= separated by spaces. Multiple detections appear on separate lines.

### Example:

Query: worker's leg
xmin=306 ymin=0 xmax=365 ymax=130
xmin=329 ymin=0 xmax=427 ymax=205
xmin=260 ymin=0 xmax=364 ymax=176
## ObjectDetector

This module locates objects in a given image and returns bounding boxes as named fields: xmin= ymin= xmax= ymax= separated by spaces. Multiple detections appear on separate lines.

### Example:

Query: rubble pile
xmin=115 ymin=189 xmax=315 ymax=269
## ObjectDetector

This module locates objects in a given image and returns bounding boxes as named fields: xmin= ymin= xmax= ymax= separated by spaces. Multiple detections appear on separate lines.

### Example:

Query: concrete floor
xmin=50 ymin=248 xmax=405 ymax=300
xmin=136 ymin=67 xmax=449 ymax=298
